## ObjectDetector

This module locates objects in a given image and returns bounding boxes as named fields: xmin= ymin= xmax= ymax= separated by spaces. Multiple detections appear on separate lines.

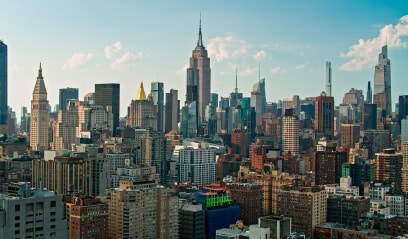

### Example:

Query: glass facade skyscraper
xmin=0 ymin=41 xmax=7 ymax=126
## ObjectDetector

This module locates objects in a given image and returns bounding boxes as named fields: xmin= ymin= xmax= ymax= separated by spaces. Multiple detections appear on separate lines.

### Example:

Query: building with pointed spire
xmin=0 ymin=40 xmax=7 ymax=134
xmin=126 ymin=81 xmax=155 ymax=130
xmin=30 ymin=63 xmax=50 ymax=151
xmin=188 ymin=17 xmax=211 ymax=124
xmin=373 ymin=45 xmax=391 ymax=117
xmin=230 ymin=69 xmax=243 ymax=108
xmin=367 ymin=81 xmax=372 ymax=104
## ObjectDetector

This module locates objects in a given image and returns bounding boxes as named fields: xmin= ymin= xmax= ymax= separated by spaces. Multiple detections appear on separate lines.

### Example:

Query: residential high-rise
xmin=226 ymin=182 xmax=262 ymax=225
xmin=0 ymin=184 xmax=68 ymax=239
xmin=401 ymin=142 xmax=408 ymax=192
xmin=126 ymin=82 xmax=155 ymax=130
xmin=59 ymin=87 xmax=78 ymax=111
xmin=66 ymin=195 xmax=108 ymax=239
xmin=326 ymin=195 xmax=370 ymax=226
xmin=282 ymin=109 xmax=299 ymax=156
xmin=340 ymin=123 xmax=360 ymax=148
xmin=188 ymin=18 xmax=211 ymax=123
xmin=94 ymin=83 xmax=120 ymax=136
xmin=315 ymin=147 xmax=348 ymax=185
xmin=165 ymin=89 xmax=179 ymax=133
xmin=151 ymin=82 xmax=164 ymax=132
xmin=140 ymin=129 xmax=169 ymax=185
xmin=277 ymin=185 xmax=327 ymax=239
xmin=315 ymin=91 xmax=334 ymax=139
xmin=107 ymin=180 xmax=178 ymax=239
xmin=373 ymin=45 xmax=391 ymax=117
xmin=32 ymin=154 xmax=91 ymax=195
xmin=30 ymin=63 xmax=50 ymax=151
xmin=375 ymin=148 xmax=402 ymax=190
xmin=178 ymin=146 xmax=217 ymax=186
xmin=0 ymin=40 xmax=7 ymax=131
xmin=325 ymin=61 xmax=332 ymax=96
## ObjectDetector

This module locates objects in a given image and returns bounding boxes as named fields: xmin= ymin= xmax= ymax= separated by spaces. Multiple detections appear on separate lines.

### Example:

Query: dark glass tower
xmin=398 ymin=95 xmax=408 ymax=124
xmin=95 ymin=83 xmax=120 ymax=136
xmin=59 ymin=87 xmax=79 ymax=111
xmin=0 ymin=41 xmax=7 ymax=126
xmin=151 ymin=82 xmax=164 ymax=132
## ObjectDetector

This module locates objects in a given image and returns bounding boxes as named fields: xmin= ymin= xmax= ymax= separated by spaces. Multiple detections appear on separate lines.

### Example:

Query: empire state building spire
xmin=196 ymin=16 xmax=204 ymax=49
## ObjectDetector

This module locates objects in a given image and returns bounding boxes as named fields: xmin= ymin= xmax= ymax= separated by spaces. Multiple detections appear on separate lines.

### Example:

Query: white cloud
xmin=295 ymin=63 xmax=307 ymax=70
xmin=271 ymin=66 xmax=285 ymax=74
xmin=340 ymin=15 xmax=408 ymax=72
xmin=110 ymin=51 xmax=143 ymax=70
xmin=176 ymin=64 xmax=189 ymax=75
xmin=254 ymin=50 xmax=266 ymax=60
xmin=62 ymin=52 xmax=94 ymax=70
xmin=207 ymin=35 xmax=248 ymax=62
xmin=105 ymin=42 xmax=122 ymax=59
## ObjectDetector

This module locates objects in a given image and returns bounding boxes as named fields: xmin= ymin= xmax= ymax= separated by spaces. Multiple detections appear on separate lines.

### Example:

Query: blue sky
xmin=1 ymin=1 xmax=408 ymax=119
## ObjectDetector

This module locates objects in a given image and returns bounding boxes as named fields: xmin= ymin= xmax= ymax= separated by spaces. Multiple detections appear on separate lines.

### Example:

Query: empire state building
xmin=188 ymin=18 xmax=211 ymax=124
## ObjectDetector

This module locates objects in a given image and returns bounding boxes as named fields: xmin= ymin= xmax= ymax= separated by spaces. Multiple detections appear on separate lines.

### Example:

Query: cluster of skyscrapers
xmin=1 ymin=20 xmax=408 ymax=239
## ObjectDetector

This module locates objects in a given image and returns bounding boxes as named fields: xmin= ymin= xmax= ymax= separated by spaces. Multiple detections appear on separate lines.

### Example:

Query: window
xmin=15 ymin=204 xmax=20 ymax=212
xmin=50 ymin=201 xmax=56 ymax=207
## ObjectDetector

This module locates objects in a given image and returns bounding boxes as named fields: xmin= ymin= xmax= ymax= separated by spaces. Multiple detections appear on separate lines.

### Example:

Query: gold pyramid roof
xmin=136 ymin=81 xmax=147 ymax=100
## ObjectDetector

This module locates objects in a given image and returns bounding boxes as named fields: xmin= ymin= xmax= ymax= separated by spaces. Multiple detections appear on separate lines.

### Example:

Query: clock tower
xmin=30 ymin=63 xmax=49 ymax=150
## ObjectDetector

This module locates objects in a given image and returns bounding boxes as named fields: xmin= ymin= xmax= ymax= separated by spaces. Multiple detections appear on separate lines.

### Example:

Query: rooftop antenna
xmin=235 ymin=67 xmax=238 ymax=93
xmin=258 ymin=60 xmax=261 ymax=81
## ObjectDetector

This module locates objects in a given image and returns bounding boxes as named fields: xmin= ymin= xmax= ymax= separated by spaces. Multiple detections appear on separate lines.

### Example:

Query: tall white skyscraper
xmin=179 ymin=146 xmax=217 ymax=186
xmin=325 ymin=61 xmax=332 ymax=96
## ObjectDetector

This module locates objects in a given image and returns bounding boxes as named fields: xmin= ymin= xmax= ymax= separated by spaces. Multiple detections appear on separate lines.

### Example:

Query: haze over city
xmin=1 ymin=1 xmax=408 ymax=119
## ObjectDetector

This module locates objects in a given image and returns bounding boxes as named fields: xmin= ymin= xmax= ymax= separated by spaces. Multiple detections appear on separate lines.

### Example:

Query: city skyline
xmin=1 ymin=1 xmax=408 ymax=119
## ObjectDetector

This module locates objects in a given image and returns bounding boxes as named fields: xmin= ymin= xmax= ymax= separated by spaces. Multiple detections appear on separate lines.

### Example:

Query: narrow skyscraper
xmin=325 ymin=61 xmax=332 ymax=96
xmin=151 ymin=82 xmax=164 ymax=132
xmin=188 ymin=17 xmax=211 ymax=124
xmin=165 ymin=89 xmax=179 ymax=133
xmin=373 ymin=45 xmax=391 ymax=117
xmin=0 ymin=40 xmax=7 ymax=133
xmin=30 ymin=63 xmax=50 ymax=150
